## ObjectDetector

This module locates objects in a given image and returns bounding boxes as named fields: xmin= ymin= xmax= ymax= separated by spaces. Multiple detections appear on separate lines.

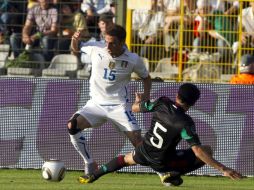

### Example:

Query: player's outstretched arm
xmin=132 ymin=92 xmax=143 ymax=113
xmin=191 ymin=145 xmax=243 ymax=180
xmin=221 ymin=167 xmax=244 ymax=180
xmin=71 ymin=31 xmax=81 ymax=55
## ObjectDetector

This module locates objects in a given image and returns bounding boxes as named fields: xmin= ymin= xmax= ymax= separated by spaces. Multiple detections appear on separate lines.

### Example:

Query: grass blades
xmin=0 ymin=169 xmax=253 ymax=190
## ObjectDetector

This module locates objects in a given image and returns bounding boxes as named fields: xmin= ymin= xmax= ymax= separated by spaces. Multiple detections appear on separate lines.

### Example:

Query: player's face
xmin=105 ymin=35 xmax=124 ymax=56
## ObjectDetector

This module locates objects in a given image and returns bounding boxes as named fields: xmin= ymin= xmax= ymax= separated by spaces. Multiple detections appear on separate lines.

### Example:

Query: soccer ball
xmin=42 ymin=160 xmax=66 ymax=182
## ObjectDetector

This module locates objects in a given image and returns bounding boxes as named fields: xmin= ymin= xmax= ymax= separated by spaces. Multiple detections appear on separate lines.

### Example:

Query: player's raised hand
xmin=223 ymin=167 xmax=243 ymax=180
xmin=71 ymin=31 xmax=81 ymax=55
xmin=72 ymin=31 xmax=81 ymax=40
xmin=132 ymin=93 xmax=143 ymax=113
xmin=135 ymin=92 xmax=143 ymax=103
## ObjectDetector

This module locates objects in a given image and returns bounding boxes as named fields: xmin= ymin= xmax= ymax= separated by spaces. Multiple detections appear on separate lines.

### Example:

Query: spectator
xmin=192 ymin=0 xmax=236 ymax=64
xmin=192 ymin=0 xmax=215 ymax=53
xmin=21 ymin=0 xmax=58 ymax=61
xmin=230 ymin=54 xmax=254 ymax=84
xmin=132 ymin=0 xmax=164 ymax=61
xmin=57 ymin=0 xmax=90 ymax=54
xmin=163 ymin=0 xmax=196 ymax=52
xmin=210 ymin=0 xmax=239 ymax=15
xmin=1 ymin=1 xmax=26 ymax=57
xmin=109 ymin=1 xmax=116 ymax=17
xmin=163 ymin=0 xmax=180 ymax=15
xmin=27 ymin=0 xmax=38 ymax=10
xmin=236 ymin=1 xmax=254 ymax=56
xmin=81 ymin=0 xmax=115 ymax=36
xmin=95 ymin=12 xmax=114 ymax=41
xmin=81 ymin=0 xmax=114 ymax=15
xmin=163 ymin=0 xmax=180 ymax=51
xmin=0 ymin=0 xmax=10 ymax=36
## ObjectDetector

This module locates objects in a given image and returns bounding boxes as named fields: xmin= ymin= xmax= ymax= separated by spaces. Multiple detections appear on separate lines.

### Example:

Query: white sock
xmin=69 ymin=132 xmax=93 ymax=164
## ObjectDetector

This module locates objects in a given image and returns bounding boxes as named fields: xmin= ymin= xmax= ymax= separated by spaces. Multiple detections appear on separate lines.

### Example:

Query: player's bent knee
xmin=125 ymin=130 xmax=142 ymax=147
xmin=67 ymin=114 xmax=81 ymax=135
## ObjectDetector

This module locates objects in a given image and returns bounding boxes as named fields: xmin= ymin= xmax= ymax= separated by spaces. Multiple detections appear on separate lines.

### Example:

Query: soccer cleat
xmin=78 ymin=174 xmax=96 ymax=184
xmin=158 ymin=172 xmax=183 ymax=186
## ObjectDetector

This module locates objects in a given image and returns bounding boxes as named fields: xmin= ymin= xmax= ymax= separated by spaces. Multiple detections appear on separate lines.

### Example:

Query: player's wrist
xmin=219 ymin=165 xmax=228 ymax=173
xmin=134 ymin=100 xmax=141 ymax=105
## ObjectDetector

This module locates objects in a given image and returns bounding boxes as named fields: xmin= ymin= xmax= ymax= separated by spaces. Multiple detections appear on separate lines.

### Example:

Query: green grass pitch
xmin=0 ymin=169 xmax=253 ymax=190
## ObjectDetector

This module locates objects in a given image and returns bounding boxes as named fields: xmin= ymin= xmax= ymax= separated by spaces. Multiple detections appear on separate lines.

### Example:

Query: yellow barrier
xmin=126 ymin=0 xmax=253 ymax=83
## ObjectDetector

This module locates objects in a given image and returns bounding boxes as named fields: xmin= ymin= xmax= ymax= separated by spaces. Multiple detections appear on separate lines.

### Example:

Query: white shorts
xmin=76 ymin=100 xmax=140 ymax=132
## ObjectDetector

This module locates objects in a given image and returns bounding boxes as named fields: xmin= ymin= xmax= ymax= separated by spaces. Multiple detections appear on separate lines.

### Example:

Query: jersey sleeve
xmin=80 ymin=46 xmax=94 ymax=64
xmin=80 ymin=46 xmax=94 ymax=57
xmin=139 ymin=98 xmax=163 ymax=113
xmin=180 ymin=122 xmax=201 ymax=147
xmin=133 ymin=56 xmax=149 ymax=79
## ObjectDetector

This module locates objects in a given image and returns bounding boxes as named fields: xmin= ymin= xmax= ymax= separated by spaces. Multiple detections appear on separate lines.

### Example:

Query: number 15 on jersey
xmin=103 ymin=68 xmax=116 ymax=81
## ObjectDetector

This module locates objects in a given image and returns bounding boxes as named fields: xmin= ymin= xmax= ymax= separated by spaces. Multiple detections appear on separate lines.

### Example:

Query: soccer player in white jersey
xmin=68 ymin=24 xmax=152 ymax=175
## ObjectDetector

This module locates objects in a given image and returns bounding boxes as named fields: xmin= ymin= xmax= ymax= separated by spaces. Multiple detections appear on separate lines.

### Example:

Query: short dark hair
xmin=178 ymin=83 xmax=200 ymax=106
xmin=99 ymin=13 xmax=114 ymax=23
xmin=105 ymin=24 xmax=126 ymax=42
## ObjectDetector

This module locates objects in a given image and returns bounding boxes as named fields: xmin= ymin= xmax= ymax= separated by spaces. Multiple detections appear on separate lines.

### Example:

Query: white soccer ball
xmin=42 ymin=160 xmax=66 ymax=182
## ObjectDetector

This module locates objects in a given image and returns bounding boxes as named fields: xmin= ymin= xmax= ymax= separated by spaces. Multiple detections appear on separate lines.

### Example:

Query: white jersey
xmin=81 ymin=46 xmax=149 ymax=104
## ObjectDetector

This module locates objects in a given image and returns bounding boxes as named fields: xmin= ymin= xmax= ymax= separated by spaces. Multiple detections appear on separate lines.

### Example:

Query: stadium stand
xmin=0 ymin=44 xmax=9 ymax=75
xmin=149 ymin=57 xmax=178 ymax=81
xmin=126 ymin=0 xmax=253 ymax=83
xmin=7 ymin=53 xmax=45 ymax=77
xmin=42 ymin=54 xmax=79 ymax=79
xmin=0 ymin=0 xmax=252 ymax=83
xmin=57 ymin=0 xmax=90 ymax=54
xmin=77 ymin=65 xmax=91 ymax=79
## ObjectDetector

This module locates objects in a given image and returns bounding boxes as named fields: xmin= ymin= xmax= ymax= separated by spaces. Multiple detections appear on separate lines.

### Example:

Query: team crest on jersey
xmin=121 ymin=61 xmax=128 ymax=68
xmin=108 ymin=61 xmax=116 ymax=69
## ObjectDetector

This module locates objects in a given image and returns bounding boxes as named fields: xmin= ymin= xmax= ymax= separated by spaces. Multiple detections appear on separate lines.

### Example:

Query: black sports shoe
xmin=159 ymin=172 xmax=183 ymax=186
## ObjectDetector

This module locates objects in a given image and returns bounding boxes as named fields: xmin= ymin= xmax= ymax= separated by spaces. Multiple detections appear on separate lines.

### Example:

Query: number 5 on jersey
xmin=150 ymin=122 xmax=167 ymax=149
xmin=103 ymin=68 xmax=116 ymax=81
